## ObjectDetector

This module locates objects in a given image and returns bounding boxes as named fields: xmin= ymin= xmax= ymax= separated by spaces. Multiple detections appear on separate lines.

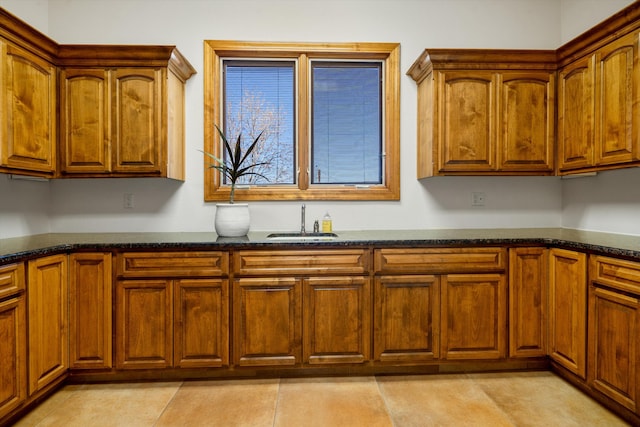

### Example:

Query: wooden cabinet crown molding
xmin=557 ymin=2 xmax=640 ymax=68
xmin=407 ymin=49 xmax=557 ymax=84
xmin=0 ymin=8 xmax=57 ymax=62
xmin=56 ymin=45 xmax=196 ymax=81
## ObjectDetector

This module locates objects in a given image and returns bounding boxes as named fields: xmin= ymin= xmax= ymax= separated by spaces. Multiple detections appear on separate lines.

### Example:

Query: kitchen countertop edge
xmin=1 ymin=228 xmax=640 ymax=265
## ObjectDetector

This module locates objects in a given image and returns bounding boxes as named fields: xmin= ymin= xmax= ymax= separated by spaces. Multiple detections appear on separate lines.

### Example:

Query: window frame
xmin=203 ymin=40 xmax=400 ymax=201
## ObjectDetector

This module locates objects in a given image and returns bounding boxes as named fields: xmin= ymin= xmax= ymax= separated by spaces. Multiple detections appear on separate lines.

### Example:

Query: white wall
xmin=0 ymin=0 xmax=635 ymax=237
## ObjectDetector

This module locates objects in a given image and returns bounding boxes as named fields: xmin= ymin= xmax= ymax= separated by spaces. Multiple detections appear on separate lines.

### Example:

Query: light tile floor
xmin=13 ymin=371 xmax=630 ymax=426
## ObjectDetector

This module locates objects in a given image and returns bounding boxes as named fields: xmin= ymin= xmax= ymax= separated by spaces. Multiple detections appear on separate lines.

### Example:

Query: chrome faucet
xmin=301 ymin=204 xmax=306 ymax=234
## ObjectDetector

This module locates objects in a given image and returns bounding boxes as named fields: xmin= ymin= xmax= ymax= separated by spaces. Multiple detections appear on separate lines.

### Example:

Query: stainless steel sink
xmin=266 ymin=232 xmax=338 ymax=241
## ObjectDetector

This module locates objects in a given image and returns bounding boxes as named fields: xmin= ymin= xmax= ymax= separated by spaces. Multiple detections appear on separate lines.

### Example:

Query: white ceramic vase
xmin=214 ymin=203 xmax=250 ymax=237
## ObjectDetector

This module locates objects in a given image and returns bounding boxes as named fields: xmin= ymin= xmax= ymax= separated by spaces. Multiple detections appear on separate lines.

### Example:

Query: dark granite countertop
xmin=2 ymin=228 xmax=640 ymax=265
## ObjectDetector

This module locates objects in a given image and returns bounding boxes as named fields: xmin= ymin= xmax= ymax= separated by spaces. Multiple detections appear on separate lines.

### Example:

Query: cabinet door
xmin=112 ymin=68 xmax=163 ymax=174
xmin=498 ymin=72 xmax=555 ymax=172
xmin=59 ymin=68 xmax=111 ymax=173
xmin=441 ymin=273 xmax=506 ymax=359
xmin=233 ymin=277 xmax=301 ymax=367
xmin=0 ymin=296 xmax=26 ymax=420
xmin=508 ymin=248 xmax=547 ymax=358
xmin=27 ymin=255 xmax=68 ymax=395
xmin=594 ymin=32 xmax=638 ymax=166
xmin=303 ymin=276 xmax=371 ymax=365
xmin=436 ymin=71 xmax=496 ymax=172
xmin=558 ymin=55 xmax=595 ymax=171
xmin=69 ymin=253 xmax=112 ymax=369
xmin=175 ymin=279 xmax=229 ymax=368
xmin=374 ymin=275 xmax=439 ymax=362
xmin=548 ymin=248 xmax=587 ymax=378
xmin=115 ymin=279 xmax=173 ymax=369
xmin=0 ymin=40 xmax=56 ymax=174
xmin=588 ymin=285 xmax=639 ymax=412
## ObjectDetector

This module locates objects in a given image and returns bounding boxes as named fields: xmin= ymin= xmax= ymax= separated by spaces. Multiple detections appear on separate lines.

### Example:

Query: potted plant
xmin=202 ymin=125 xmax=268 ymax=237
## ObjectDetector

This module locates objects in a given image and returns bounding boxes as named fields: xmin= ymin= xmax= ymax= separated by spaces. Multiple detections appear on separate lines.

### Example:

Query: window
xmin=203 ymin=41 xmax=400 ymax=201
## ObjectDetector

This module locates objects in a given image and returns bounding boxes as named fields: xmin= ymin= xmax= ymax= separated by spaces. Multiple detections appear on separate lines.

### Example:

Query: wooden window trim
xmin=203 ymin=40 xmax=400 ymax=201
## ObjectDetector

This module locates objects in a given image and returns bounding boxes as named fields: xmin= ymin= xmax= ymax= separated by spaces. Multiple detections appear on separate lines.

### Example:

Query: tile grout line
xmin=272 ymin=378 xmax=282 ymax=427
xmin=373 ymin=375 xmax=398 ymax=427
xmin=152 ymin=380 xmax=184 ymax=427
xmin=465 ymin=373 xmax=518 ymax=427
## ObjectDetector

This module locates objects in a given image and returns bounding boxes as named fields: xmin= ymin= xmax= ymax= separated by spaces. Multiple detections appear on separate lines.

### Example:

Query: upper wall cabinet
xmin=407 ymin=49 xmax=556 ymax=177
xmin=57 ymin=46 xmax=196 ymax=179
xmin=0 ymin=7 xmax=196 ymax=180
xmin=558 ymin=27 xmax=640 ymax=175
xmin=0 ymin=11 xmax=58 ymax=177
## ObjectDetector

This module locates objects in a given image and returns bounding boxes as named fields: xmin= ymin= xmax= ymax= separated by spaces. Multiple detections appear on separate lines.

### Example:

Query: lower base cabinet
xmin=441 ymin=274 xmax=507 ymax=359
xmin=303 ymin=276 xmax=370 ymax=365
xmin=588 ymin=256 xmax=640 ymax=414
xmin=116 ymin=279 xmax=173 ymax=369
xmin=116 ymin=278 xmax=229 ymax=369
xmin=233 ymin=277 xmax=302 ymax=367
xmin=27 ymin=255 xmax=68 ymax=395
xmin=69 ymin=253 xmax=112 ymax=369
xmin=548 ymin=248 xmax=587 ymax=379
xmin=509 ymin=247 xmax=548 ymax=358
xmin=374 ymin=275 xmax=440 ymax=363
xmin=0 ymin=294 xmax=26 ymax=420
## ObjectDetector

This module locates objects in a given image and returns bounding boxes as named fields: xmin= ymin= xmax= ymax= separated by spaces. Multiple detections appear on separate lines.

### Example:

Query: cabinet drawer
xmin=0 ymin=263 xmax=25 ymax=299
xmin=590 ymin=255 xmax=640 ymax=295
xmin=374 ymin=248 xmax=506 ymax=274
xmin=233 ymin=249 xmax=369 ymax=276
xmin=117 ymin=252 xmax=228 ymax=277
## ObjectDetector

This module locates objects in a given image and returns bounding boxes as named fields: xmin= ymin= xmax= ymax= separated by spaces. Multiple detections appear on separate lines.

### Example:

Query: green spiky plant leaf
xmin=201 ymin=124 xmax=269 ymax=203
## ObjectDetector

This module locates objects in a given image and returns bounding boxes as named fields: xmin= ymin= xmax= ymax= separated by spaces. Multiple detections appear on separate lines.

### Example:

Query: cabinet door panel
xmin=0 ymin=296 xmax=26 ymax=420
xmin=303 ymin=276 xmax=371 ymax=364
xmin=588 ymin=286 xmax=639 ymax=412
xmin=437 ymin=71 xmax=496 ymax=171
xmin=595 ymin=33 xmax=638 ymax=165
xmin=69 ymin=253 xmax=112 ymax=369
xmin=558 ymin=56 xmax=595 ymax=171
xmin=374 ymin=275 xmax=439 ymax=362
xmin=116 ymin=279 xmax=173 ymax=369
xmin=233 ymin=277 xmax=301 ymax=366
xmin=549 ymin=248 xmax=587 ymax=378
xmin=175 ymin=279 xmax=229 ymax=368
xmin=0 ymin=41 xmax=56 ymax=174
xmin=509 ymin=248 xmax=547 ymax=357
xmin=499 ymin=73 xmax=554 ymax=171
xmin=112 ymin=68 xmax=162 ymax=173
xmin=28 ymin=255 xmax=68 ymax=394
xmin=60 ymin=69 xmax=110 ymax=173
xmin=441 ymin=274 xmax=506 ymax=359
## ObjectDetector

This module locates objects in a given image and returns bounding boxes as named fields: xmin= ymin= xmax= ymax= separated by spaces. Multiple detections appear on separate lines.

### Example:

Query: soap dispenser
xmin=322 ymin=212 xmax=332 ymax=232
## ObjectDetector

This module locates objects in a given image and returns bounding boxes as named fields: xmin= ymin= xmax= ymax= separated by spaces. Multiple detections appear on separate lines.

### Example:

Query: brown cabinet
xmin=588 ymin=256 xmax=640 ymax=413
xmin=508 ymin=247 xmax=548 ymax=358
xmin=558 ymin=31 xmax=639 ymax=174
xmin=373 ymin=247 xmax=506 ymax=362
xmin=374 ymin=275 xmax=440 ymax=363
xmin=0 ymin=39 xmax=56 ymax=176
xmin=441 ymin=273 xmax=507 ymax=359
xmin=115 ymin=251 xmax=229 ymax=369
xmin=233 ymin=277 xmax=301 ymax=367
xmin=0 ymin=263 xmax=26 ymax=420
xmin=303 ymin=276 xmax=371 ymax=365
xmin=407 ymin=49 xmax=556 ymax=177
xmin=58 ymin=46 xmax=196 ymax=178
xmin=69 ymin=252 xmax=112 ymax=369
xmin=548 ymin=248 xmax=587 ymax=379
xmin=27 ymin=254 xmax=68 ymax=395
xmin=232 ymin=249 xmax=370 ymax=367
